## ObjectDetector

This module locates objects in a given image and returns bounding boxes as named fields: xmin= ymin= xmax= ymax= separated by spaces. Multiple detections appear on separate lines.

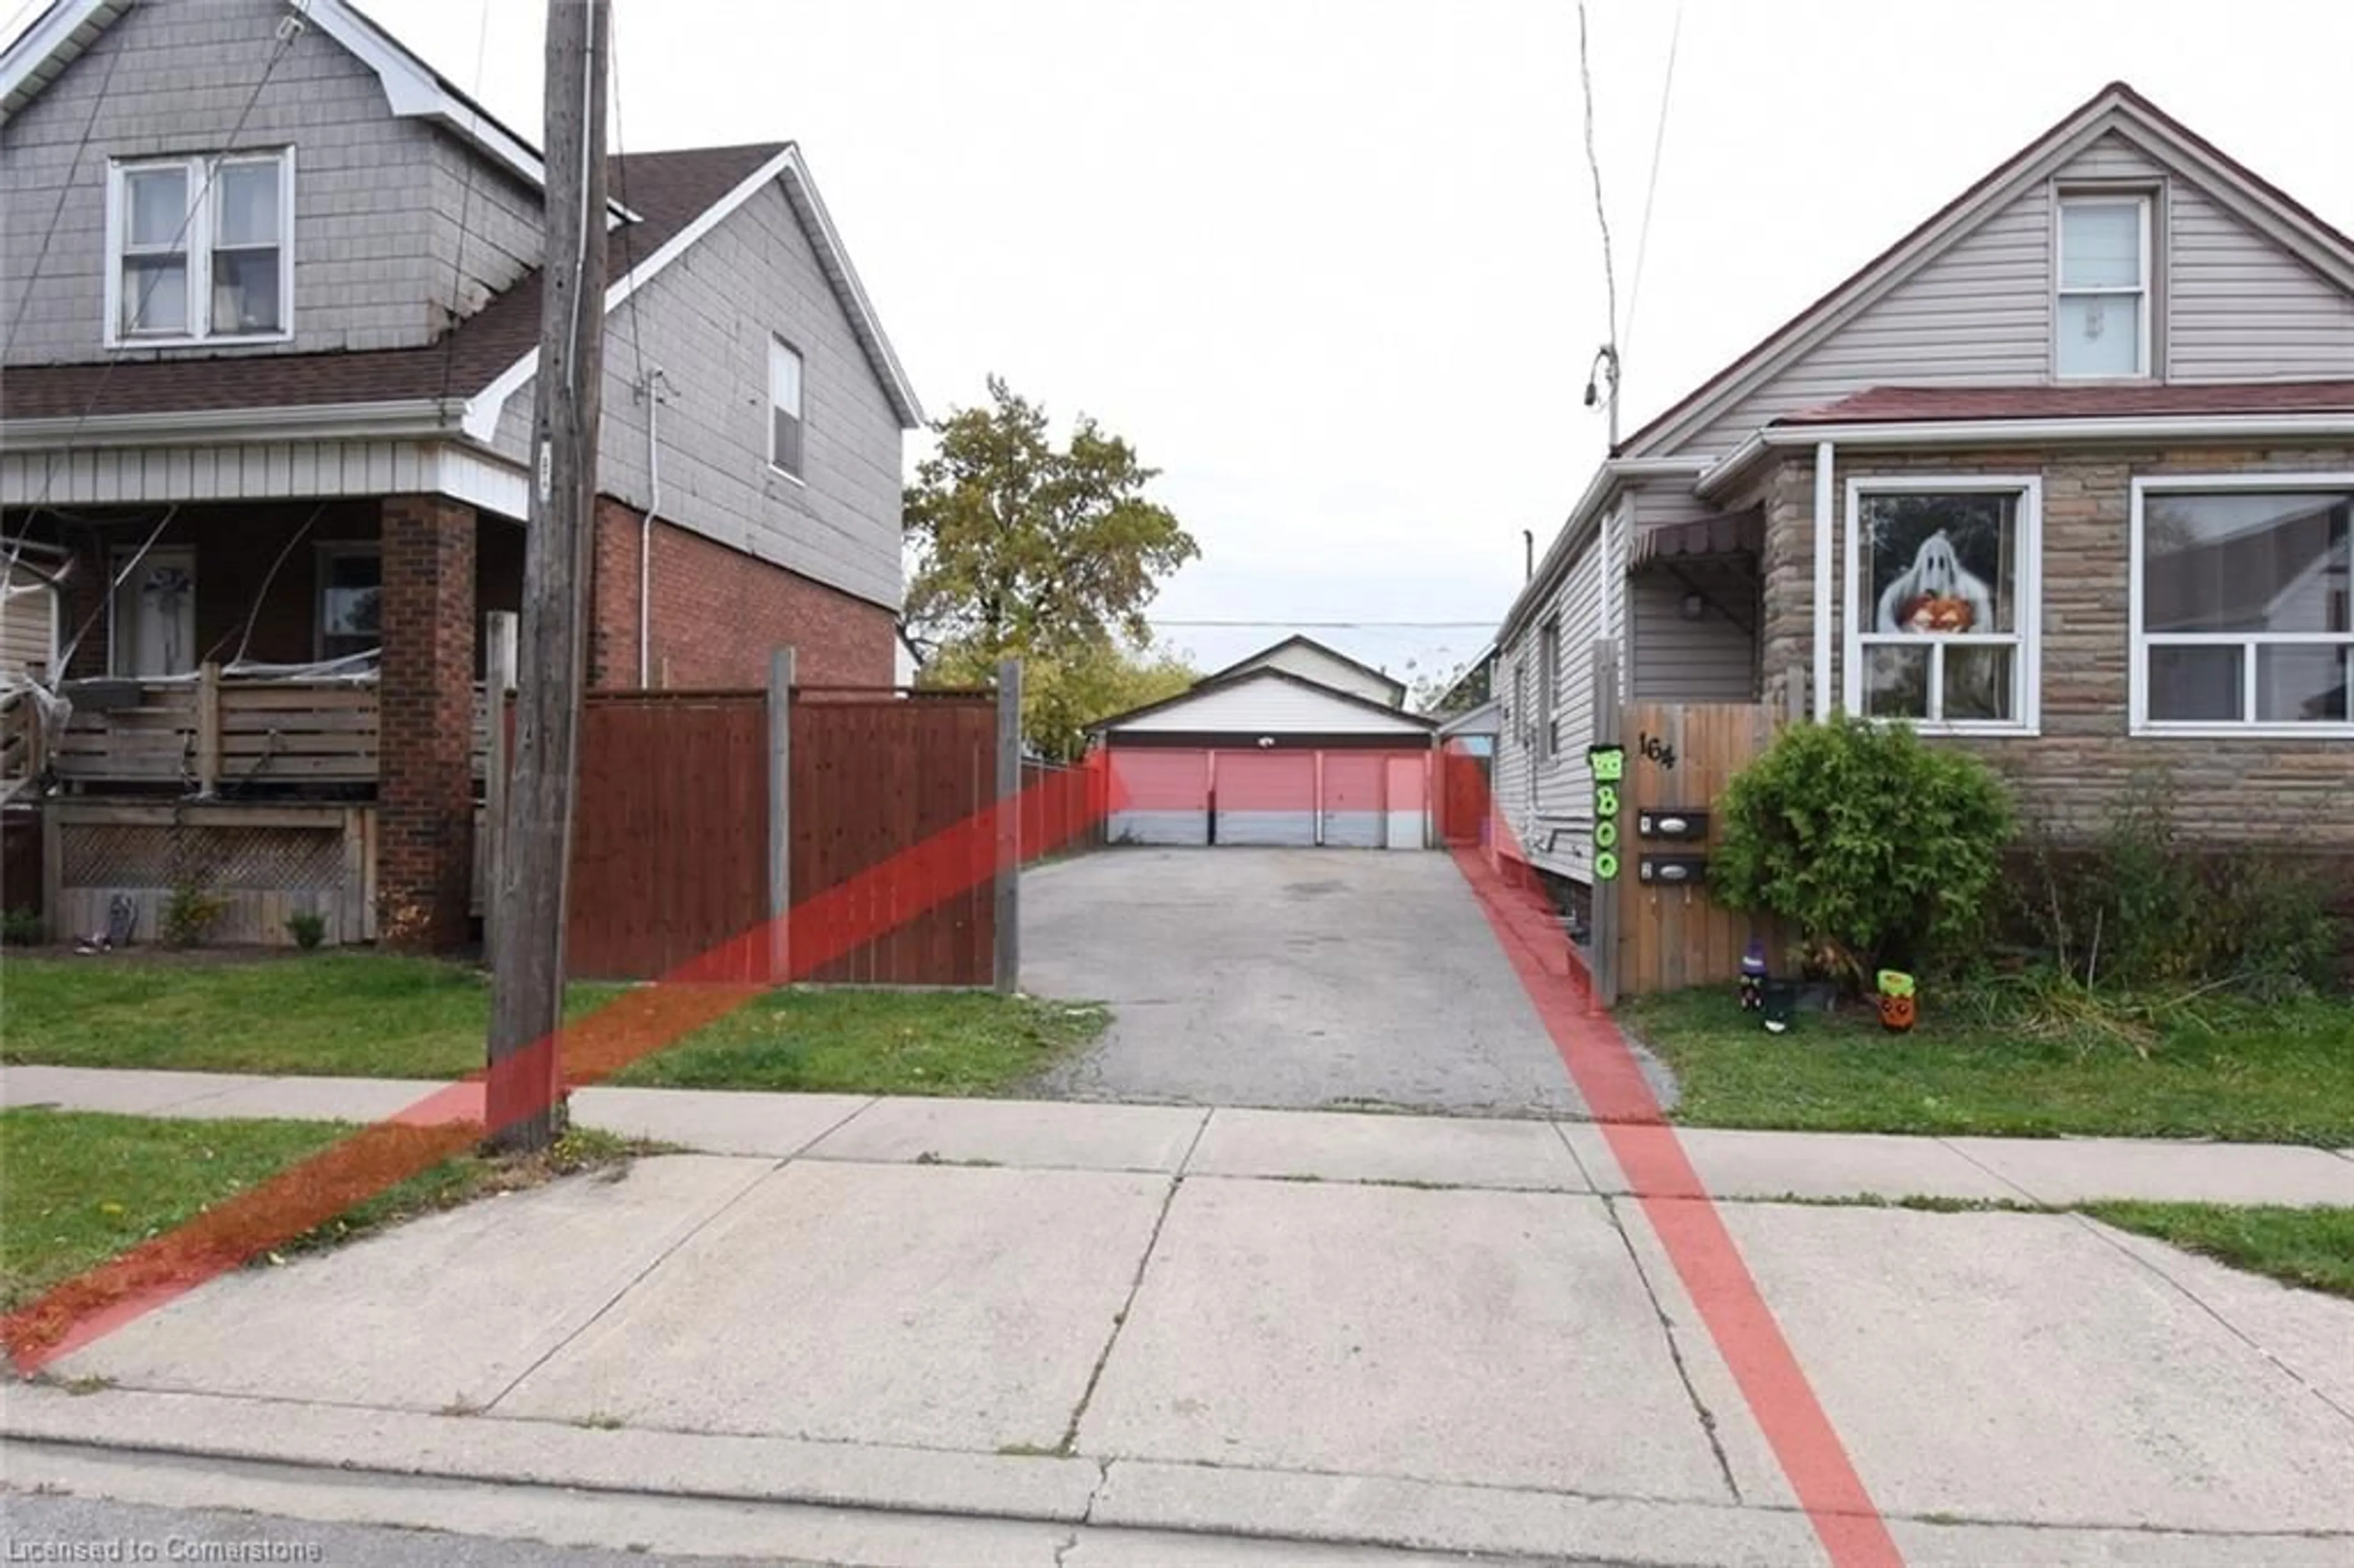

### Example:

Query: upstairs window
xmin=769 ymin=337 xmax=806 ymax=478
xmin=2055 ymin=196 xmax=2149 ymax=379
xmin=2133 ymin=479 xmax=2353 ymax=733
xmin=106 ymin=150 xmax=293 ymax=344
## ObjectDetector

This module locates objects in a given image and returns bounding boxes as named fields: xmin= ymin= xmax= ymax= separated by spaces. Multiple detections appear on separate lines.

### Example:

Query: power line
xmin=1151 ymin=619 xmax=1498 ymax=630
xmin=433 ymin=0 xmax=495 ymax=411
xmin=1621 ymin=1 xmax=1683 ymax=365
xmin=19 ymin=11 xmax=307 ymax=518
xmin=1575 ymin=0 xmax=1617 ymax=344
xmin=2 ymin=16 xmax=127 ymax=357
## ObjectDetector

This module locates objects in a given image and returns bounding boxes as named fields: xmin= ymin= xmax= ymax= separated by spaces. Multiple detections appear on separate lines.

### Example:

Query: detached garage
xmin=1091 ymin=663 xmax=1437 ymax=850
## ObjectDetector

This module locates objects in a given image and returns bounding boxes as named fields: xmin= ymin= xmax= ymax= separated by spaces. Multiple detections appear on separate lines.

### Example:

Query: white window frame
xmin=1537 ymin=616 xmax=1560 ymax=758
xmin=103 ymin=148 xmax=296 ymax=349
xmin=1842 ymin=475 xmax=2044 ymax=736
xmin=314 ymin=543 xmax=383 ymax=663
xmin=2128 ymin=473 xmax=2354 ymax=739
xmin=768 ymin=335 xmax=806 ymax=482
xmin=2054 ymin=194 xmax=2151 ymax=381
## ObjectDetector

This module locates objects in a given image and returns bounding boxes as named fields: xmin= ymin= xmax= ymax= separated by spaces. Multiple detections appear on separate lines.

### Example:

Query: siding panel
xmin=2169 ymin=182 xmax=2354 ymax=380
xmin=0 ymin=0 xmax=508 ymax=363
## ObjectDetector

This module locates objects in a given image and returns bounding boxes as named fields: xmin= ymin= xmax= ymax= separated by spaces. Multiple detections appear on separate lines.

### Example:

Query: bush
xmin=1712 ymin=715 xmax=2013 ymax=982
xmin=161 ymin=882 xmax=228 ymax=948
xmin=2011 ymin=775 xmax=2342 ymax=995
xmin=1 ymin=907 xmax=44 ymax=946
xmin=285 ymin=910 xmax=327 ymax=951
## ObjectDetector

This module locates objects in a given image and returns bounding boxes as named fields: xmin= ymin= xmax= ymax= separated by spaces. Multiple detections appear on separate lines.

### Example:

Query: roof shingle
xmin=1778 ymin=381 xmax=2354 ymax=425
xmin=0 ymin=143 xmax=783 ymax=423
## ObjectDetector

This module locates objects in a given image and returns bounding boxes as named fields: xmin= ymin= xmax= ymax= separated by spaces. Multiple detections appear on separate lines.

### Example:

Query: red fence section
xmin=564 ymin=691 xmax=769 ymax=980
xmin=790 ymin=688 xmax=998 ymax=986
xmin=1021 ymin=758 xmax=1107 ymax=858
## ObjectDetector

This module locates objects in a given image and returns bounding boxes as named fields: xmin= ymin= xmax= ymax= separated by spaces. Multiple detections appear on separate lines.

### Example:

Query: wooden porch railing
xmin=45 ymin=665 xmax=495 ymax=793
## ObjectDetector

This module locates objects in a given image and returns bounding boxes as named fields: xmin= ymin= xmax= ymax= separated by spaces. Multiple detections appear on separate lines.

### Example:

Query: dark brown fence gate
xmin=563 ymin=691 xmax=769 ymax=980
xmin=789 ymin=688 xmax=999 ymax=986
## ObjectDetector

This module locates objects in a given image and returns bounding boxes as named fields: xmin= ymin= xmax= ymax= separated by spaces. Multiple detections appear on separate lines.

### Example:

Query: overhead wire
xmin=433 ymin=0 xmax=497 ymax=413
xmin=1575 ymin=0 xmax=1618 ymax=346
xmin=1621 ymin=1 xmax=1684 ymax=366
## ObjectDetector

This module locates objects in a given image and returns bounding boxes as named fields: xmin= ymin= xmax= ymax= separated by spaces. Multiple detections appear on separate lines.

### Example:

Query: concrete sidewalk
xmin=6 ymin=1062 xmax=2353 ymax=1206
xmin=6 ymin=1066 xmax=2354 ymax=1564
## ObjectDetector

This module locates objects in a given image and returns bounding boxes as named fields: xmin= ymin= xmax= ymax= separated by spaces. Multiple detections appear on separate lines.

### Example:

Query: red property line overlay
xmin=9 ymin=742 xmax=1898 ymax=1568
xmin=1447 ymin=750 xmax=1900 ymax=1568
xmin=4 ymin=756 xmax=1116 ymax=1373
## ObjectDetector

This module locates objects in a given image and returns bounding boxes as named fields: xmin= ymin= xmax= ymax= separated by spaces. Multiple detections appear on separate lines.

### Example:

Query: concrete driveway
xmin=1019 ymin=847 xmax=1667 ymax=1116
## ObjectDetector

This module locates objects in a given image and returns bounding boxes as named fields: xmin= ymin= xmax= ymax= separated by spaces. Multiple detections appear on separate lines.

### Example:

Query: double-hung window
xmin=107 ymin=150 xmax=293 ymax=344
xmin=769 ymin=337 xmax=806 ymax=478
xmin=1845 ymin=478 xmax=2043 ymax=732
xmin=2131 ymin=478 xmax=2353 ymax=733
xmin=2055 ymin=196 xmax=2149 ymax=379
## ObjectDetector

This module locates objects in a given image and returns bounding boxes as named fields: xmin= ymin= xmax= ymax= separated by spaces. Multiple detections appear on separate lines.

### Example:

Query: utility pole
xmin=486 ymin=0 xmax=610 ymax=1155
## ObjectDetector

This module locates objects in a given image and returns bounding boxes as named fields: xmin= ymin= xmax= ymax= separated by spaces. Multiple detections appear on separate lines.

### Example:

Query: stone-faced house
xmin=1493 ymin=82 xmax=2353 ymax=900
xmin=0 ymin=0 xmax=922 ymax=948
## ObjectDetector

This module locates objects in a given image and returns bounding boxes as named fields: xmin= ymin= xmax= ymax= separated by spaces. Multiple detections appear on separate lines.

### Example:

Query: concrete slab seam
xmin=1591 ymin=1189 xmax=1743 ymax=1505
xmin=1064 ymin=1114 xmax=1213 ymax=1477
xmin=2059 ymin=1209 xmax=2354 ymax=1431
xmin=478 ymin=1155 xmax=795 ymax=1416
xmin=770 ymin=1094 xmax=886 ymax=1160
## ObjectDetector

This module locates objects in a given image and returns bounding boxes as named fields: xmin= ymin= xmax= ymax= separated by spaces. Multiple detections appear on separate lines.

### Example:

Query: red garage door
xmin=1212 ymin=750 xmax=1317 ymax=845
xmin=1317 ymin=752 xmax=1385 ymax=847
xmin=1108 ymin=749 xmax=1210 ymax=845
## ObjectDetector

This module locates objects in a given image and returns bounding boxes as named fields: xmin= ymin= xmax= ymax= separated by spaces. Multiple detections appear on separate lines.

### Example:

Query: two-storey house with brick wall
xmin=0 ymin=0 xmax=923 ymax=951
xmin=1492 ymin=82 xmax=2353 ymax=917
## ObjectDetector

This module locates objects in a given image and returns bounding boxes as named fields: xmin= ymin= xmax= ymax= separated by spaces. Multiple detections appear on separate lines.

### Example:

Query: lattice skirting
xmin=51 ymin=805 xmax=375 ymax=947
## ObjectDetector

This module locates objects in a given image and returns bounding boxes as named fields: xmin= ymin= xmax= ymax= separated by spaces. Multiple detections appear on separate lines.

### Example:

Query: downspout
xmin=1812 ymin=439 xmax=1834 ymax=720
xmin=637 ymin=368 xmax=670 ymax=688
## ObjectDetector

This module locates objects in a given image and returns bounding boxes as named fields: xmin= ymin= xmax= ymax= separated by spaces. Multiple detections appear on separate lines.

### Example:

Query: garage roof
xmin=1092 ymin=668 xmax=1437 ymax=737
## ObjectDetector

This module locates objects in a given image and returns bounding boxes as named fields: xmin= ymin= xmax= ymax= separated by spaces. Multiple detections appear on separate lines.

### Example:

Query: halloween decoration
xmin=1876 ymin=969 xmax=1917 ymax=1033
xmin=1739 ymin=939 xmax=1767 ymax=1012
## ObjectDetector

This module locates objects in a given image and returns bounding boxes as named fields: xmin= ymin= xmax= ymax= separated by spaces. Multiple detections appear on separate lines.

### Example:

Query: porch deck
xmin=4 ymin=671 xmax=495 ymax=946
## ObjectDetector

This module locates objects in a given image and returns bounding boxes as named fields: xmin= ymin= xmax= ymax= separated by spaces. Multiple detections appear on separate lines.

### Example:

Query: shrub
xmin=285 ymin=910 xmax=328 ymax=951
xmin=1 ymin=907 xmax=44 ymax=946
xmin=1712 ymin=715 xmax=2013 ymax=982
xmin=161 ymin=882 xmax=228 ymax=948
xmin=2011 ymin=775 xmax=2342 ymax=995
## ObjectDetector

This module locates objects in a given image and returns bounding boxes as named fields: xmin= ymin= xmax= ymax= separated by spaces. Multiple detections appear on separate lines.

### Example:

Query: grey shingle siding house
xmin=1494 ymin=82 xmax=2354 ymax=897
xmin=0 ymin=0 xmax=924 ymax=948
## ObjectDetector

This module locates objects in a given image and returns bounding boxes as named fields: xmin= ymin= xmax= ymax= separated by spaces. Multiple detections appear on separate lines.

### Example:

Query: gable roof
xmin=1089 ymin=666 xmax=1436 ymax=735
xmin=0 ymin=9 xmax=923 ymax=434
xmin=1201 ymin=634 xmax=1407 ymax=700
xmin=0 ymin=0 xmax=623 ymax=215
xmin=1616 ymin=82 xmax=2354 ymax=461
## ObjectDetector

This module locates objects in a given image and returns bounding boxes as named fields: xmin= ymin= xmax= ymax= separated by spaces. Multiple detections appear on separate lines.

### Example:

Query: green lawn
xmin=1621 ymin=985 xmax=2354 ymax=1145
xmin=0 ymin=1108 xmax=649 ymax=1315
xmin=2083 ymin=1203 xmax=2354 ymax=1301
xmin=0 ymin=953 xmax=1108 ymax=1097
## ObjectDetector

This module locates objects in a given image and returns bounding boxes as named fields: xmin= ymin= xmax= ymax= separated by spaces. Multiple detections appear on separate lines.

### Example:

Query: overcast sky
xmin=32 ymin=1 xmax=2354 ymax=688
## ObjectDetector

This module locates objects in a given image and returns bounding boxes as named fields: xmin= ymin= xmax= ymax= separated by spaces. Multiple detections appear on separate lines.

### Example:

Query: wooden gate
xmin=789 ymin=688 xmax=999 ymax=986
xmin=565 ymin=691 xmax=769 ymax=980
xmin=1613 ymin=702 xmax=1784 ymax=995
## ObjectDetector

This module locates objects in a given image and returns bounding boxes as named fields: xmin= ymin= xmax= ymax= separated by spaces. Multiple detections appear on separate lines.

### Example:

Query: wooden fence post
xmin=1590 ymin=639 xmax=1622 ymax=1009
xmin=194 ymin=661 xmax=221 ymax=797
xmin=768 ymin=647 xmax=794 ymax=987
xmin=483 ymin=612 xmax=517 ymax=967
xmin=994 ymin=657 xmax=1022 ymax=995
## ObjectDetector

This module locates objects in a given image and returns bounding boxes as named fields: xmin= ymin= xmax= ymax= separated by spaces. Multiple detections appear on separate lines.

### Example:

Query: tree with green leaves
xmin=904 ymin=376 xmax=1200 ymax=755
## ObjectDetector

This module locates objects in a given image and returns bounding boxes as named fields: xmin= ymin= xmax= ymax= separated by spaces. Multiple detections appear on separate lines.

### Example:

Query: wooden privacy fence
xmin=486 ymin=656 xmax=1021 ymax=985
xmin=1597 ymin=700 xmax=1786 ymax=1000
xmin=789 ymin=687 xmax=1001 ymax=987
xmin=1021 ymin=758 xmax=1108 ymax=857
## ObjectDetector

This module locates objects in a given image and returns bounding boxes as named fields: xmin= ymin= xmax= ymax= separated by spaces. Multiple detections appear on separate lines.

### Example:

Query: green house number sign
xmin=1586 ymin=744 xmax=1626 ymax=881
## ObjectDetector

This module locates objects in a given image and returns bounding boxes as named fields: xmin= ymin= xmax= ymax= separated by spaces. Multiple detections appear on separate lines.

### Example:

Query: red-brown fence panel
xmin=563 ymin=690 xmax=769 ymax=980
xmin=789 ymin=688 xmax=998 ymax=986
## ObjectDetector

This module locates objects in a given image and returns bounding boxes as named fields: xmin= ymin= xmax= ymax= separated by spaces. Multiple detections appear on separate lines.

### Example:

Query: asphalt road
xmin=1019 ymin=847 xmax=1674 ymax=1115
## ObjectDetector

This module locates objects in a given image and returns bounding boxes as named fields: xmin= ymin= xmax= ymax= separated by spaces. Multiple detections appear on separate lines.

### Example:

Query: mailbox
xmin=1637 ymin=807 xmax=1709 ymax=841
xmin=1638 ymin=854 xmax=1709 ymax=885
